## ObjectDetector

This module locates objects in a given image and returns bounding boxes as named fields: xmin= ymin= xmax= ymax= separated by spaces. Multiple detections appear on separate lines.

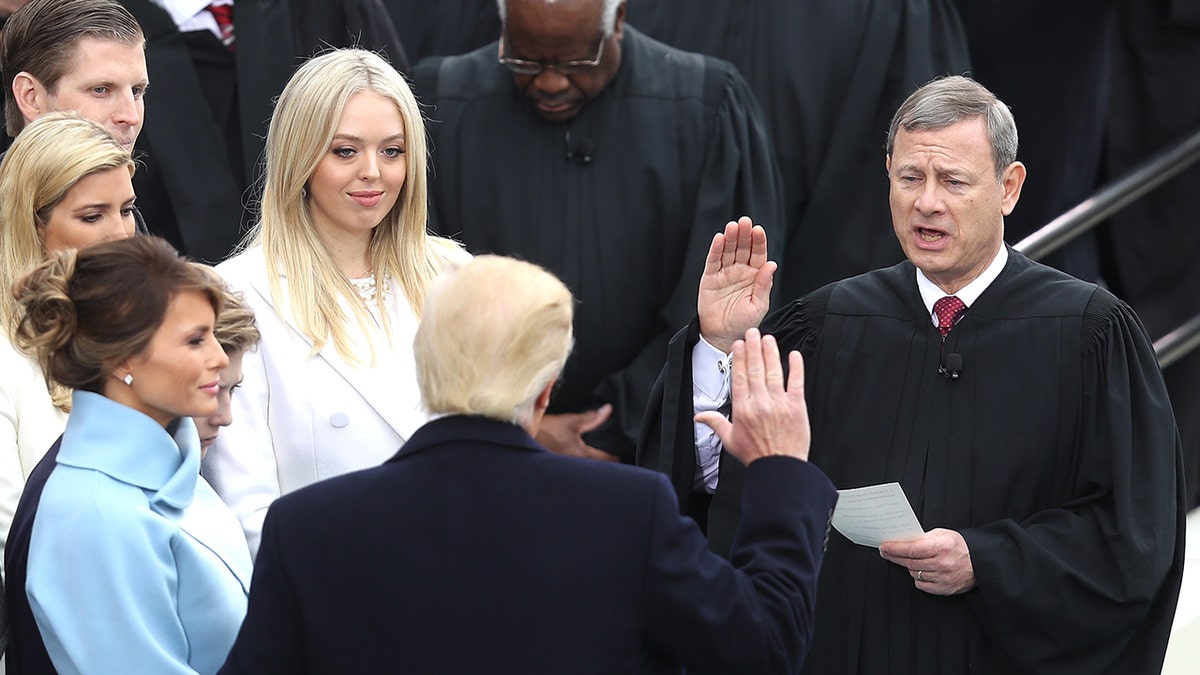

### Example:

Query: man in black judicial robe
xmin=413 ymin=0 xmax=783 ymax=462
xmin=626 ymin=0 xmax=973 ymax=300
xmin=638 ymin=76 xmax=1185 ymax=672
xmin=120 ymin=0 xmax=407 ymax=263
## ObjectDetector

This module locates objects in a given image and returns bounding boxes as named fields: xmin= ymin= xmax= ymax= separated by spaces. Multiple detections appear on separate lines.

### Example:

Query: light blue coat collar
xmin=59 ymin=390 xmax=200 ymax=511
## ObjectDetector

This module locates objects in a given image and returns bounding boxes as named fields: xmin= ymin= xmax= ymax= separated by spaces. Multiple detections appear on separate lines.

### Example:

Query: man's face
xmin=887 ymin=117 xmax=1025 ymax=294
xmin=503 ymin=0 xmax=623 ymax=123
xmin=42 ymin=37 xmax=148 ymax=149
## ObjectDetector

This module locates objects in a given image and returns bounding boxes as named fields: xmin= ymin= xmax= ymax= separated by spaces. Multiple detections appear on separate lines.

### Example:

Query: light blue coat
xmin=27 ymin=391 xmax=252 ymax=675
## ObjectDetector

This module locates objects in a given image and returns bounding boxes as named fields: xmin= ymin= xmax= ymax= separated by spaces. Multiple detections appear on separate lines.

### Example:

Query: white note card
xmin=831 ymin=482 xmax=925 ymax=548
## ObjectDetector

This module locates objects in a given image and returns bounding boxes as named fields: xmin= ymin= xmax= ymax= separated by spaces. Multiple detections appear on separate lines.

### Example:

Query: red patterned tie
xmin=933 ymin=295 xmax=966 ymax=337
xmin=209 ymin=3 xmax=234 ymax=50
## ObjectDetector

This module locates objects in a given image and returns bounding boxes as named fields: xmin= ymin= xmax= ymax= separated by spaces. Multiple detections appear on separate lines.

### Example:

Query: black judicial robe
xmin=627 ymin=0 xmax=972 ymax=299
xmin=414 ymin=28 xmax=784 ymax=461
xmin=639 ymin=249 xmax=1185 ymax=672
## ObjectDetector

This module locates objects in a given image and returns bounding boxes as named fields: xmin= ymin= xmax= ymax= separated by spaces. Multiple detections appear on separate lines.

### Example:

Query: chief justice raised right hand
xmin=697 ymin=216 xmax=776 ymax=353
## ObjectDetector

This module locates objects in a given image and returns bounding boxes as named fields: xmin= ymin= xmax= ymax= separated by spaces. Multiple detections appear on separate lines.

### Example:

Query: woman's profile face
xmin=306 ymin=91 xmax=407 ymax=245
xmin=117 ymin=290 xmax=229 ymax=428
xmin=41 ymin=166 xmax=136 ymax=255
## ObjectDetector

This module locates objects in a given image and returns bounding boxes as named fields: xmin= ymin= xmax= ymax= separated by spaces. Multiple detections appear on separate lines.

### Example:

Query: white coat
xmin=203 ymin=246 xmax=448 ymax=557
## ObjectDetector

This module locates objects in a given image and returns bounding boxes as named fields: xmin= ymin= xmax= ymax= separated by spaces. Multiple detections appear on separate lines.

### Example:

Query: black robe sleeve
xmin=593 ymin=67 xmax=785 ymax=459
xmin=638 ymin=287 xmax=830 ymax=553
xmin=959 ymin=290 xmax=1186 ymax=672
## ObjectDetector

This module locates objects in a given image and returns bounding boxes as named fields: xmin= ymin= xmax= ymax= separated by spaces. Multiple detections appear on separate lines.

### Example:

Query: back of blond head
xmin=415 ymin=256 xmax=574 ymax=426
xmin=1 ymin=112 xmax=133 ymax=330
xmin=246 ymin=47 xmax=455 ymax=365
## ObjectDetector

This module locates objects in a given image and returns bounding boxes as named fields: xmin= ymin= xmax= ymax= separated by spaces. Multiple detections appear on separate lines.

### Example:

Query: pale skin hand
xmin=535 ymin=404 xmax=619 ymax=462
xmin=879 ymin=528 xmax=977 ymax=596
xmin=698 ymin=216 xmax=777 ymax=353
xmin=694 ymin=328 xmax=811 ymax=464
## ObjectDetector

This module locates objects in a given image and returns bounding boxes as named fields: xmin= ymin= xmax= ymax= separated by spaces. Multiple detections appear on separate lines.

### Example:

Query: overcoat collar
xmin=59 ymin=390 xmax=253 ymax=590
xmin=388 ymin=415 xmax=547 ymax=462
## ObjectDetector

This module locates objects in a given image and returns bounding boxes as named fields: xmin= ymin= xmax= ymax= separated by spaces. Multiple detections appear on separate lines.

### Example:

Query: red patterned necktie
xmin=933 ymin=295 xmax=966 ymax=337
xmin=209 ymin=3 xmax=234 ymax=50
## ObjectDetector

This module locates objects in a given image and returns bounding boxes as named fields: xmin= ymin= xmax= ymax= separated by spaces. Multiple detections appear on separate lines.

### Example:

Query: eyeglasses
xmin=497 ymin=35 xmax=605 ymax=76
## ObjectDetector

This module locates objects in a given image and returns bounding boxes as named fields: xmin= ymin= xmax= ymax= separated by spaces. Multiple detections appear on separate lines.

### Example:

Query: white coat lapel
xmin=246 ymin=268 xmax=425 ymax=441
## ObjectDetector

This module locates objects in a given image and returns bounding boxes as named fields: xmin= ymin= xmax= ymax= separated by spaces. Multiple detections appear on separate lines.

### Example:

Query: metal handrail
xmin=1155 ymin=313 xmax=1200 ymax=370
xmin=1013 ymin=126 xmax=1200 ymax=367
xmin=1015 ymin=127 xmax=1200 ymax=261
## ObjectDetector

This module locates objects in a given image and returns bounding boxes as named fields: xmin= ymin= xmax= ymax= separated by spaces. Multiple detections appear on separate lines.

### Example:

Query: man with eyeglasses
xmin=413 ymin=0 xmax=784 ymax=467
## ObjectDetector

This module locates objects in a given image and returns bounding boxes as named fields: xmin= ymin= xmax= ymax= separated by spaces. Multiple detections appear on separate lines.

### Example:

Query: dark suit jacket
xmin=120 ymin=0 xmax=408 ymax=263
xmin=220 ymin=415 xmax=836 ymax=674
xmin=4 ymin=437 xmax=63 ymax=675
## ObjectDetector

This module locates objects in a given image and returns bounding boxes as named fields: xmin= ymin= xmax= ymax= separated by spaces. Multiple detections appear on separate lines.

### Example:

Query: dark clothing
xmin=954 ymin=0 xmax=1116 ymax=282
xmin=640 ymin=249 xmax=1185 ymax=672
xmin=1103 ymin=0 xmax=1200 ymax=508
xmin=413 ymin=28 xmax=784 ymax=461
xmin=378 ymin=0 xmax=499 ymax=61
xmin=219 ymin=415 xmax=837 ymax=674
xmin=628 ymin=0 xmax=972 ymax=298
xmin=4 ymin=437 xmax=62 ymax=675
xmin=121 ymin=0 xmax=408 ymax=263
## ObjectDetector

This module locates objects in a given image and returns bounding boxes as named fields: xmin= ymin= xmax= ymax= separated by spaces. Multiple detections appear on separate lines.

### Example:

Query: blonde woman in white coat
xmin=204 ymin=49 xmax=465 ymax=557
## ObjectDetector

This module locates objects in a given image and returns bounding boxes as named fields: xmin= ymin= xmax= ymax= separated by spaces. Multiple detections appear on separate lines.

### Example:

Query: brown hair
xmin=1 ymin=0 xmax=144 ymax=136
xmin=12 ymin=237 xmax=224 ymax=394
xmin=192 ymin=263 xmax=261 ymax=354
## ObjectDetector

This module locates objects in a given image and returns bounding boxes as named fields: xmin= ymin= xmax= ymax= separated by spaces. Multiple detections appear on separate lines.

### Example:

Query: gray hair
xmin=886 ymin=75 xmax=1018 ymax=179
xmin=497 ymin=0 xmax=624 ymax=38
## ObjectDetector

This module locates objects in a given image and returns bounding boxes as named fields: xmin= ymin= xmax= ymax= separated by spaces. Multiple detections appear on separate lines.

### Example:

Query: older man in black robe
xmin=639 ymin=76 xmax=1184 ymax=672
xmin=413 ymin=0 xmax=783 ymax=463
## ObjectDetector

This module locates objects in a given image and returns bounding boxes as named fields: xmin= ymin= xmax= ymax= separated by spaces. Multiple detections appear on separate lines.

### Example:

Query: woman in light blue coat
xmin=10 ymin=236 xmax=251 ymax=675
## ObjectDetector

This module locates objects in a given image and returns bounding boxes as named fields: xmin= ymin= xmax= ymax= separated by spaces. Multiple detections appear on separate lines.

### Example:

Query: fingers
xmin=577 ymin=404 xmax=613 ymax=434
xmin=703 ymin=231 xmax=725 ymax=277
xmin=749 ymin=222 xmax=769 ymax=267
xmin=582 ymin=446 xmax=620 ymax=462
xmin=786 ymin=350 xmax=806 ymax=403
xmin=694 ymin=411 xmax=733 ymax=448
xmin=721 ymin=220 xmax=740 ymax=268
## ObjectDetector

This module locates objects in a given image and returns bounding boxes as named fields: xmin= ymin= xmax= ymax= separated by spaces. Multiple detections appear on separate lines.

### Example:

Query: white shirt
xmin=152 ymin=0 xmax=231 ymax=40
xmin=692 ymin=245 xmax=1009 ymax=493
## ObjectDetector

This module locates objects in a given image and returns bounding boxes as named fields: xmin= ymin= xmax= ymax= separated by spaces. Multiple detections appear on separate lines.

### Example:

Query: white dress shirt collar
xmin=152 ymin=0 xmax=231 ymax=36
xmin=915 ymin=244 xmax=1008 ymax=325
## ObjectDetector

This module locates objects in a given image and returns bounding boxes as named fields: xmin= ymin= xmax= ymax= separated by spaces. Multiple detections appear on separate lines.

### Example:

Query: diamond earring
xmin=123 ymin=373 xmax=134 ymax=386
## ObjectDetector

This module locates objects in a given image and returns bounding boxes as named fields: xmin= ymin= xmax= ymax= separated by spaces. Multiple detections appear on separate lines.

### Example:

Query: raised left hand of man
xmin=879 ymin=528 xmax=977 ymax=596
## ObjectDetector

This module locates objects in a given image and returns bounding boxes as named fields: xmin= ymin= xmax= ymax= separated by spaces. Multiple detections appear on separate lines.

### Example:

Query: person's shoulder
xmin=984 ymin=250 xmax=1101 ymax=319
xmin=38 ymin=465 xmax=160 ymax=534
xmin=213 ymin=247 xmax=270 ymax=295
xmin=428 ymin=235 xmax=471 ymax=267
xmin=413 ymin=43 xmax=507 ymax=100
xmin=823 ymin=260 xmax=916 ymax=314
xmin=214 ymin=246 xmax=264 ymax=277
xmin=622 ymin=26 xmax=746 ymax=99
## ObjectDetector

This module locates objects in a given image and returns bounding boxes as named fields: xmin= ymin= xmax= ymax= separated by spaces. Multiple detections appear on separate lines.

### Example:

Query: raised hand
xmin=694 ymin=328 xmax=810 ymax=464
xmin=698 ymin=216 xmax=776 ymax=353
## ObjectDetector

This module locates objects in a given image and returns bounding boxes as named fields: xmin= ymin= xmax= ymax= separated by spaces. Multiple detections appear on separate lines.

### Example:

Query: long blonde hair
xmin=0 ymin=112 xmax=134 ymax=409
xmin=243 ymin=48 xmax=458 ymax=365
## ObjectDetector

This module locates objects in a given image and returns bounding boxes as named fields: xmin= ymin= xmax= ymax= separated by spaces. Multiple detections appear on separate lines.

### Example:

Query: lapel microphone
xmin=939 ymin=352 xmax=963 ymax=380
